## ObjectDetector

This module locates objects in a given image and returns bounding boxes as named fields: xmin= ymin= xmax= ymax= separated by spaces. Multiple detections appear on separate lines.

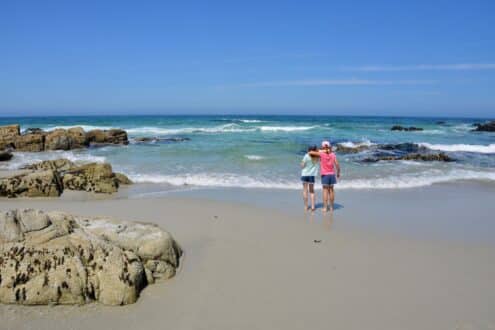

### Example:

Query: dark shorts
xmin=321 ymin=174 xmax=337 ymax=186
xmin=301 ymin=176 xmax=315 ymax=184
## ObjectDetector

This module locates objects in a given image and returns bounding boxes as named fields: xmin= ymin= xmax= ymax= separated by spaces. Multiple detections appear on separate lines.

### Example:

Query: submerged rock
xmin=0 ymin=170 xmax=63 ymax=197
xmin=0 ymin=209 xmax=182 ymax=305
xmin=362 ymin=152 xmax=454 ymax=163
xmin=472 ymin=121 xmax=495 ymax=132
xmin=390 ymin=125 xmax=424 ymax=131
xmin=133 ymin=137 xmax=190 ymax=143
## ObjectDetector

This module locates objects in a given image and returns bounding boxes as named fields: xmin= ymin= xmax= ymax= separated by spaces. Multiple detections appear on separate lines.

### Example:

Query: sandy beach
xmin=1 ymin=184 xmax=495 ymax=330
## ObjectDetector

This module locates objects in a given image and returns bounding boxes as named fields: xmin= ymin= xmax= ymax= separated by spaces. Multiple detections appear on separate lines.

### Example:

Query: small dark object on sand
xmin=314 ymin=240 xmax=322 ymax=243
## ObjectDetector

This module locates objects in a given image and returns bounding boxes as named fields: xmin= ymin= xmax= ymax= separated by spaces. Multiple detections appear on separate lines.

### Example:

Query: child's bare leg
xmin=329 ymin=186 xmax=335 ymax=211
xmin=322 ymin=187 xmax=328 ymax=212
xmin=309 ymin=184 xmax=315 ymax=211
xmin=302 ymin=183 xmax=308 ymax=210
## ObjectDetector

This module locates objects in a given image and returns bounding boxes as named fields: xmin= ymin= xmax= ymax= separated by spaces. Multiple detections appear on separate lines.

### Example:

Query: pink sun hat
xmin=321 ymin=140 xmax=331 ymax=148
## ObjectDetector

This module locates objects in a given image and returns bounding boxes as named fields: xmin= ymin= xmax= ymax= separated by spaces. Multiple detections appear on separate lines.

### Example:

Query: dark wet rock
xmin=435 ymin=121 xmax=446 ymax=125
xmin=390 ymin=125 xmax=424 ymax=131
xmin=23 ymin=128 xmax=45 ymax=135
xmin=133 ymin=137 xmax=190 ymax=143
xmin=87 ymin=129 xmax=129 ymax=146
xmin=379 ymin=143 xmax=426 ymax=153
xmin=472 ymin=121 xmax=495 ymax=132
xmin=0 ymin=150 xmax=13 ymax=162
xmin=362 ymin=152 xmax=454 ymax=163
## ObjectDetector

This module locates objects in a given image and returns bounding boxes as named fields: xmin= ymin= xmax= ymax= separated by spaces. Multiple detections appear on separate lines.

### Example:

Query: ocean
xmin=1 ymin=115 xmax=494 ymax=193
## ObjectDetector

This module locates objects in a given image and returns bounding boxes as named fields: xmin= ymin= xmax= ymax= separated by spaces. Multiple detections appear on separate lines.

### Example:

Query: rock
xmin=472 ymin=121 xmax=495 ymax=132
xmin=0 ymin=125 xmax=20 ymax=150
xmin=1 ymin=125 xmax=128 ymax=152
xmin=0 ymin=170 xmax=63 ymax=197
xmin=133 ymin=137 xmax=190 ymax=143
xmin=21 ymin=159 xmax=75 ymax=172
xmin=0 ymin=209 xmax=182 ymax=305
xmin=23 ymin=128 xmax=45 ymax=135
xmin=362 ymin=152 xmax=454 ymax=163
xmin=0 ymin=151 xmax=13 ymax=162
xmin=45 ymin=128 xmax=89 ymax=151
xmin=115 ymin=173 xmax=133 ymax=185
xmin=390 ymin=125 xmax=424 ymax=131
xmin=87 ymin=129 xmax=128 ymax=146
xmin=334 ymin=144 xmax=370 ymax=154
xmin=379 ymin=143 xmax=425 ymax=153
xmin=62 ymin=163 xmax=119 ymax=194
xmin=14 ymin=133 xmax=45 ymax=152
xmin=435 ymin=121 xmax=446 ymax=125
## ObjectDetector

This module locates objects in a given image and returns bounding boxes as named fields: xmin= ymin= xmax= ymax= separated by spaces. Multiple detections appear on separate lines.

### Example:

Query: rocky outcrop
xmin=87 ymin=129 xmax=129 ymax=146
xmin=21 ymin=159 xmax=75 ymax=172
xmin=63 ymin=163 xmax=120 ymax=194
xmin=0 ymin=125 xmax=128 ymax=152
xmin=0 ymin=125 xmax=20 ymax=150
xmin=0 ymin=170 xmax=63 ymax=197
xmin=0 ymin=151 xmax=13 ymax=162
xmin=0 ymin=209 xmax=182 ymax=305
xmin=472 ymin=121 xmax=495 ymax=132
xmin=363 ymin=152 xmax=454 ymax=163
xmin=44 ymin=127 xmax=89 ymax=150
xmin=391 ymin=125 xmax=424 ymax=131
xmin=2 ymin=159 xmax=132 ymax=197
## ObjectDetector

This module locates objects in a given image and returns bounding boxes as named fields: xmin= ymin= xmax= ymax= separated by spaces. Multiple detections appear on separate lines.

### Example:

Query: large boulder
xmin=0 ymin=125 xmax=20 ymax=150
xmin=0 ymin=209 xmax=182 ymax=305
xmin=44 ymin=128 xmax=89 ymax=151
xmin=62 ymin=163 xmax=120 ymax=193
xmin=87 ymin=129 xmax=129 ymax=146
xmin=14 ymin=133 xmax=45 ymax=152
xmin=0 ymin=170 xmax=63 ymax=197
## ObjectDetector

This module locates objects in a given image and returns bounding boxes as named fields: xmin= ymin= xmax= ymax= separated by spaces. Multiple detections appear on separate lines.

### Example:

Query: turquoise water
xmin=1 ymin=115 xmax=494 ymax=192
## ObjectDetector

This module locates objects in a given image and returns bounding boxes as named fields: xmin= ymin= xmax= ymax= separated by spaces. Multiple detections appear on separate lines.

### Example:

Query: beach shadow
xmin=314 ymin=202 xmax=344 ymax=210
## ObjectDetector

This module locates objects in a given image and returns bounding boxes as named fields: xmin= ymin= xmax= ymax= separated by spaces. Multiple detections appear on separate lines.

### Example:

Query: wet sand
xmin=1 ymin=188 xmax=495 ymax=330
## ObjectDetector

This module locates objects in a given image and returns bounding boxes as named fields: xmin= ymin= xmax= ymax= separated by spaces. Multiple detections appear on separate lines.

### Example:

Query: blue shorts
xmin=321 ymin=174 xmax=337 ymax=186
xmin=301 ymin=176 xmax=315 ymax=184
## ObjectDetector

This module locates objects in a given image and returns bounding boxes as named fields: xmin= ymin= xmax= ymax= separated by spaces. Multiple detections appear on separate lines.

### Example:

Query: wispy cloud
xmin=232 ymin=79 xmax=435 ymax=88
xmin=341 ymin=63 xmax=495 ymax=72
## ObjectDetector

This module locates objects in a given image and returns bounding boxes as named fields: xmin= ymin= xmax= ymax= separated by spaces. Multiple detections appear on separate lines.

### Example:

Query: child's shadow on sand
xmin=315 ymin=203 xmax=344 ymax=210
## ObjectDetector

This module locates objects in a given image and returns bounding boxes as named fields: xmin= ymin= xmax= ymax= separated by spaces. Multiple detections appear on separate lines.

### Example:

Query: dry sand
xmin=1 ymin=192 xmax=495 ymax=330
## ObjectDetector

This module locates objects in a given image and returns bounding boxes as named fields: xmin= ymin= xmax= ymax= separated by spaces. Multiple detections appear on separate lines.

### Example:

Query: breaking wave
xmin=419 ymin=143 xmax=495 ymax=154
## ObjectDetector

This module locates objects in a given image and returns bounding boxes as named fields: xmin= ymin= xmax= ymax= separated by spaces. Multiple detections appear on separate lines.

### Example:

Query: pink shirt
xmin=319 ymin=151 xmax=336 ymax=175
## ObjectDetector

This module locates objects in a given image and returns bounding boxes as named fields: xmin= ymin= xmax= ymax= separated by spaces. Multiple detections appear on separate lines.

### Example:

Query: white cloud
xmin=342 ymin=63 xmax=495 ymax=72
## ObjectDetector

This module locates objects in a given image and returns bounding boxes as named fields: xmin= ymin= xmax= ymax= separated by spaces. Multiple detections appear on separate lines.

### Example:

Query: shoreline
xmin=0 ymin=195 xmax=494 ymax=329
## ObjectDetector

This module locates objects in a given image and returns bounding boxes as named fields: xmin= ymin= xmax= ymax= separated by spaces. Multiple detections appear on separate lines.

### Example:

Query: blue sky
xmin=1 ymin=0 xmax=494 ymax=117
